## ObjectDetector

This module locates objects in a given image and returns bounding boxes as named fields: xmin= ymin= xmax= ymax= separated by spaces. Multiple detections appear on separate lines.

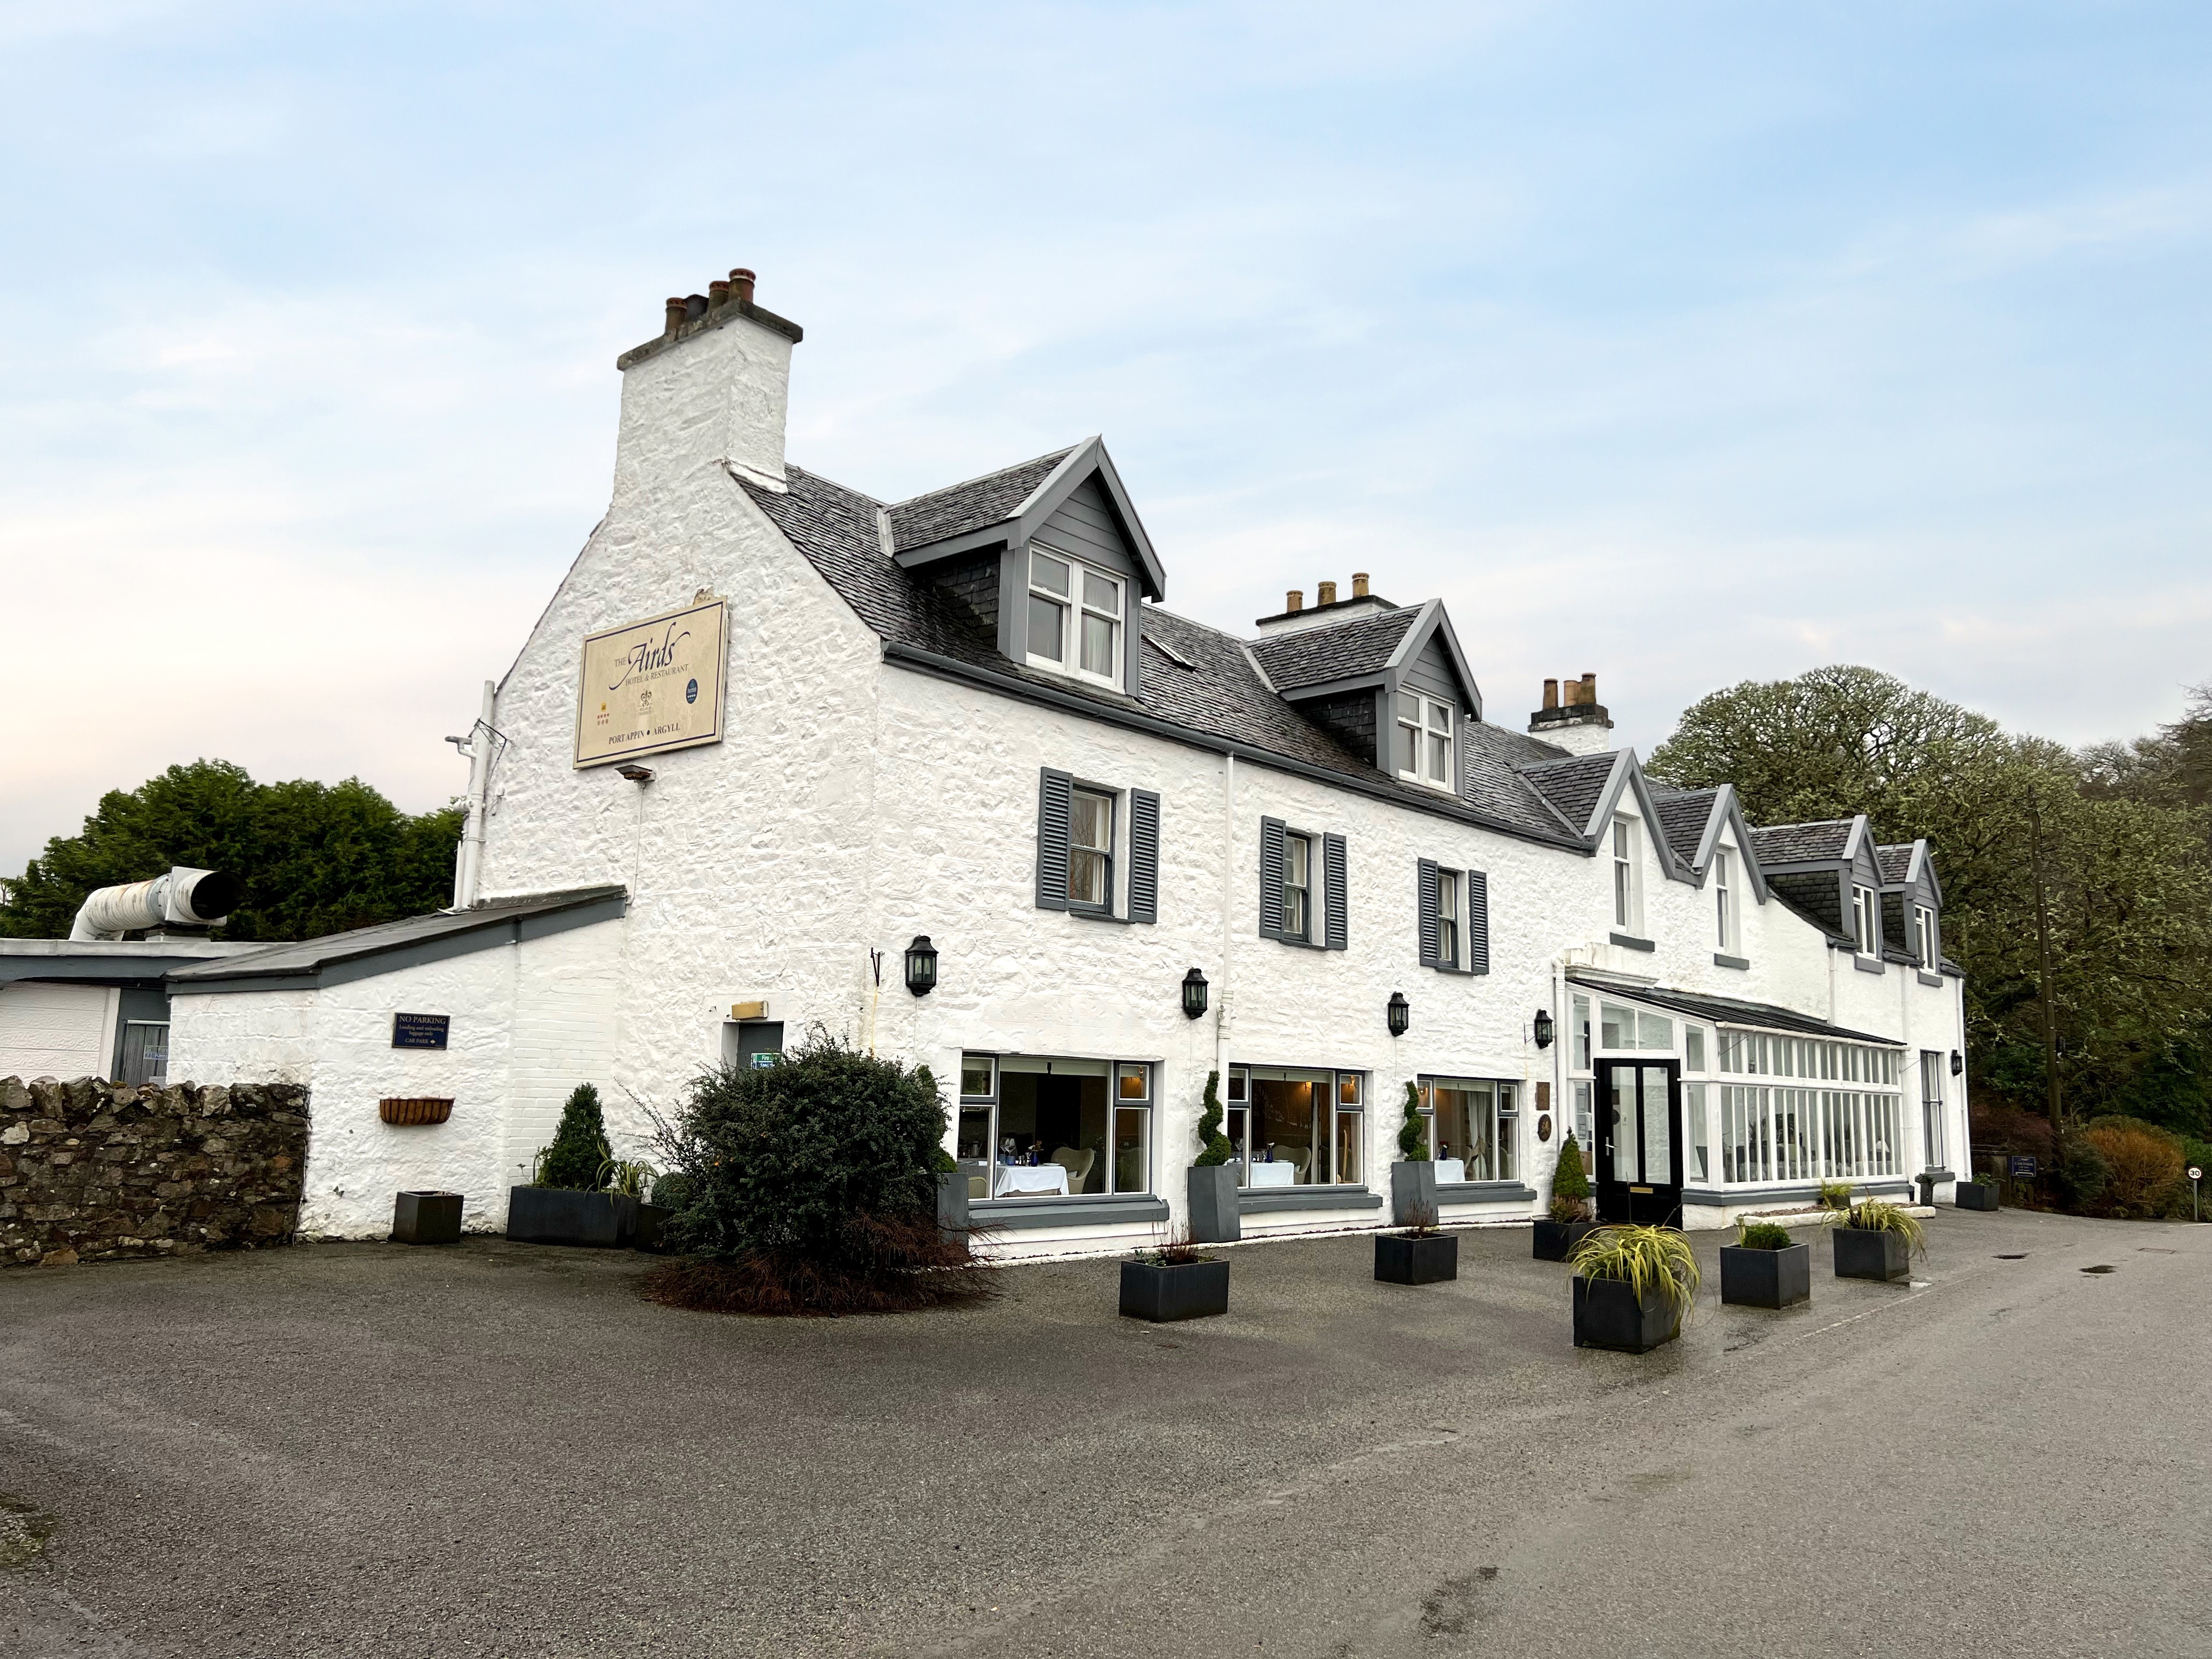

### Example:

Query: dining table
xmin=1435 ymin=1158 xmax=1468 ymax=1184
xmin=992 ymin=1164 xmax=1071 ymax=1197
xmin=1246 ymin=1160 xmax=1299 ymax=1189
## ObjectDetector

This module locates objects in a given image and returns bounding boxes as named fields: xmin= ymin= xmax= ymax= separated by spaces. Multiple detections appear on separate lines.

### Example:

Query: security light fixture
xmin=903 ymin=935 xmax=939 ymax=997
xmin=1387 ymin=991 xmax=1410 ymax=1039
xmin=1533 ymin=1008 xmax=1555 ymax=1049
xmin=617 ymin=764 xmax=655 ymax=783
xmin=1181 ymin=967 xmax=1209 ymax=1021
xmin=1950 ymin=1049 xmax=1963 ymax=1077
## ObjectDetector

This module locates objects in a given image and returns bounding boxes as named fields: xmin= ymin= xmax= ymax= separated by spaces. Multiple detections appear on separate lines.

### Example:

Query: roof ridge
xmin=783 ymin=462 xmax=884 ymax=510
xmin=888 ymin=445 xmax=1080 ymax=510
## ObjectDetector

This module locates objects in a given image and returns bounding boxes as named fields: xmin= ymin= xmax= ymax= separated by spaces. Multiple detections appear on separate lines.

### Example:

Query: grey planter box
xmin=391 ymin=1190 xmax=462 ymax=1246
xmin=633 ymin=1203 xmax=674 ymax=1254
xmin=1573 ymin=1274 xmax=1682 ymax=1353
xmin=1956 ymin=1181 xmax=2001 ymax=1211
xmin=1720 ymin=1242 xmax=1811 ymax=1308
xmin=1390 ymin=1161 xmax=1440 ymax=1229
xmin=1832 ymin=1226 xmax=1911 ymax=1282
xmin=1533 ymin=1218 xmax=1599 ymax=1261
xmin=1187 ymin=1164 xmax=1242 ymax=1244
xmin=1119 ymin=1258 xmax=1230 ymax=1322
xmin=935 ymin=1169 xmax=971 ymax=1240
xmin=1375 ymin=1231 xmax=1457 ymax=1285
xmin=506 ymin=1186 xmax=638 ymax=1248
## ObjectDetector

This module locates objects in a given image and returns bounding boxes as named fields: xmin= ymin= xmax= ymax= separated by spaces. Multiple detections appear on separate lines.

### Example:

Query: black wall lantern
xmin=903 ymin=935 xmax=939 ymax=997
xmin=1533 ymin=1008 xmax=1555 ymax=1050
xmin=1387 ymin=991 xmax=1410 ymax=1038
xmin=1181 ymin=967 xmax=1209 ymax=1020
xmin=1950 ymin=1049 xmax=1964 ymax=1077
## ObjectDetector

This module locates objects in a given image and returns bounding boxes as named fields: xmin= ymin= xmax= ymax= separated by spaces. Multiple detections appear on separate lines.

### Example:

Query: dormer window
xmin=1026 ymin=546 xmax=1122 ymax=689
xmin=1914 ymin=904 xmax=1937 ymax=969
xmin=1714 ymin=848 xmax=1735 ymax=950
xmin=1395 ymin=695 xmax=1454 ymax=792
xmin=1852 ymin=885 xmax=1879 ymax=956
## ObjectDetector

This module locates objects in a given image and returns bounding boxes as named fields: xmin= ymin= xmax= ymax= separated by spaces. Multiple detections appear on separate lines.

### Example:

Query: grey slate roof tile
xmin=885 ymin=448 xmax=1074 ymax=551
xmin=1246 ymin=608 xmax=1419 ymax=691
xmin=1565 ymin=974 xmax=1904 ymax=1046
xmin=1517 ymin=753 xmax=1617 ymax=832
xmin=1651 ymin=789 xmax=1719 ymax=865
xmin=1876 ymin=844 xmax=1916 ymax=884
xmin=1751 ymin=821 xmax=1854 ymax=865
xmin=741 ymin=463 xmax=1581 ymax=845
xmin=167 ymin=887 xmax=627 ymax=983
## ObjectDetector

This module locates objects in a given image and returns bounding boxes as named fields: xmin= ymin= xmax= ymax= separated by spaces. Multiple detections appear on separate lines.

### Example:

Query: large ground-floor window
xmin=1419 ymin=1076 xmax=1517 ymax=1182
xmin=956 ymin=1054 xmax=1152 ymax=1200
xmin=1717 ymin=1085 xmax=1902 ymax=1182
xmin=1224 ymin=1066 xmax=1364 ymax=1188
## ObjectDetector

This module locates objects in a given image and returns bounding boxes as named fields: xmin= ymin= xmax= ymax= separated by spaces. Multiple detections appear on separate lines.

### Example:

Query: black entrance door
xmin=1595 ymin=1060 xmax=1683 ymax=1226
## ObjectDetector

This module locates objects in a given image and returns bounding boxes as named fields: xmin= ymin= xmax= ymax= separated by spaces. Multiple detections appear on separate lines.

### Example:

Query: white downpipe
xmin=452 ymin=679 xmax=496 ymax=910
xmin=1214 ymin=753 xmax=1236 ymax=1087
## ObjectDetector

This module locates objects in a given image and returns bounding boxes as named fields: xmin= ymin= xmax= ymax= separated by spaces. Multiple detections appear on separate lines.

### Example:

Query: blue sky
xmin=4 ymin=2 xmax=2209 ymax=872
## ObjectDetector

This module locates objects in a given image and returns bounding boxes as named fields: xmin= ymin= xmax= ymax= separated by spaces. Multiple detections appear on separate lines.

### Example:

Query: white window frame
xmin=1914 ymin=904 xmax=1937 ymax=969
xmin=1612 ymin=817 xmax=1640 ymax=932
xmin=1852 ymin=885 xmax=1878 ymax=957
xmin=955 ymin=1054 xmax=1154 ymax=1200
xmin=1025 ymin=544 xmax=1125 ymax=691
xmin=1066 ymin=786 xmax=1116 ymax=915
xmin=1395 ymin=694 xmax=1455 ymax=792
xmin=1282 ymin=832 xmax=1314 ymax=943
xmin=1419 ymin=1075 xmax=1518 ymax=1182
xmin=1436 ymin=866 xmax=1463 ymax=970
xmin=1714 ymin=848 xmax=1735 ymax=950
xmin=1712 ymin=1030 xmax=1906 ymax=1186
xmin=1226 ymin=1065 xmax=1366 ymax=1188
xmin=1920 ymin=1050 xmax=1947 ymax=1170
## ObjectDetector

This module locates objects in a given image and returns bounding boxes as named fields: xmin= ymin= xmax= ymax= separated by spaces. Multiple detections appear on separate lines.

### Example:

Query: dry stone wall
xmin=0 ymin=1076 xmax=309 ymax=1267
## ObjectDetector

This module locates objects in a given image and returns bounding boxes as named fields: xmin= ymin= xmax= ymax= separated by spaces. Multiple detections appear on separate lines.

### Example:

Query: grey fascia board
xmin=1691 ymin=786 xmax=1774 ymax=904
xmin=0 ymin=957 xmax=211 ymax=988
xmin=168 ymin=892 xmax=628 ymax=996
xmin=970 ymin=1194 xmax=1170 ymax=1230
xmin=1384 ymin=598 xmax=1484 ymax=722
xmin=1578 ymin=749 xmax=1640 ymax=842
xmin=1011 ymin=437 xmax=1168 ymax=601
xmin=1276 ymin=670 xmax=1389 ymax=703
xmin=1436 ymin=1182 xmax=1538 ymax=1204
xmin=891 ymin=524 xmax=1013 ymax=568
xmin=881 ymin=643 xmax=1589 ymax=853
xmin=1238 ymin=1187 xmax=1386 ymax=1214
xmin=1682 ymin=1179 xmax=1911 ymax=1208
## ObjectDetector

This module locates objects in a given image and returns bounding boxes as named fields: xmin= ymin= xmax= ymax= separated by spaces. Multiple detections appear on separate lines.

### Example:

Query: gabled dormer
xmin=1751 ymin=816 xmax=1887 ymax=963
xmin=886 ymin=437 xmax=1165 ymax=698
xmin=1878 ymin=840 xmax=1946 ymax=974
xmin=1244 ymin=586 xmax=1481 ymax=792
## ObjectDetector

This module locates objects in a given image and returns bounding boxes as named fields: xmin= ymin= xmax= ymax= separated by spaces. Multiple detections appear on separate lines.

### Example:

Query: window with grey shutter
xmin=1417 ymin=858 xmax=1440 ymax=968
xmin=1466 ymin=868 xmax=1489 ymax=975
xmin=1257 ymin=816 xmax=1287 ymax=939
xmin=1323 ymin=832 xmax=1347 ymax=951
xmin=1128 ymin=789 xmax=1160 ymax=925
xmin=1035 ymin=768 xmax=1073 ymax=911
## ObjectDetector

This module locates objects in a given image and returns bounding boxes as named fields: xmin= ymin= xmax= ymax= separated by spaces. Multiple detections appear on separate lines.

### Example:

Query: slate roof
xmin=740 ymin=464 xmax=1583 ymax=845
xmin=1876 ymin=844 xmax=1916 ymax=884
xmin=1566 ymin=974 xmax=1905 ymax=1047
xmin=167 ymin=887 xmax=627 ymax=984
xmin=1246 ymin=607 xmax=1420 ymax=692
xmin=1651 ymin=789 xmax=1720 ymax=866
xmin=885 ymin=448 xmax=1074 ymax=552
xmin=1518 ymin=753 xmax=1618 ymax=833
xmin=1750 ymin=821 xmax=1854 ymax=865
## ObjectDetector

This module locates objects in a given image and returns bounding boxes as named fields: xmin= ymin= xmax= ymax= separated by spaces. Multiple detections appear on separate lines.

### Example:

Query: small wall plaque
xmin=392 ymin=1013 xmax=450 ymax=1050
xmin=2008 ymin=1155 xmax=2038 ymax=1177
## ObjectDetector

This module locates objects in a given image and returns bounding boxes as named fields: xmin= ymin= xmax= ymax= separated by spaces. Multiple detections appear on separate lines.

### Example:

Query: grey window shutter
xmin=1323 ymin=832 xmax=1348 ymax=951
xmin=1468 ymin=869 xmax=1489 ymax=975
xmin=1035 ymin=768 xmax=1073 ymax=911
xmin=1257 ymin=816 xmax=1287 ymax=939
xmin=1417 ymin=858 xmax=1440 ymax=968
xmin=1128 ymin=789 xmax=1160 ymax=925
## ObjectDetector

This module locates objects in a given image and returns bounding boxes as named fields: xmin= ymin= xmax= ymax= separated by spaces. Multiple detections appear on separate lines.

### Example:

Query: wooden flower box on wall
xmin=379 ymin=1097 xmax=454 ymax=1126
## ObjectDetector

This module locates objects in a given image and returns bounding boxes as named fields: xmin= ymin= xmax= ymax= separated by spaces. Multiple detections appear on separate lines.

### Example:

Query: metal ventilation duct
xmin=69 ymin=867 xmax=244 ymax=941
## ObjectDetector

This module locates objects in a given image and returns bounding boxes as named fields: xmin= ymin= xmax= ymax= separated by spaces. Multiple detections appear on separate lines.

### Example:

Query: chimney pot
xmin=1582 ymin=672 xmax=1598 ymax=702
xmin=708 ymin=279 xmax=731 ymax=306
xmin=730 ymin=268 xmax=757 ymax=307
xmin=1542 ymin=677 xmax=1559 ymax=710
xmin=1285 ymin=589 xmax=1304 ymax=613
xmin=1562 ymin=678 xmax=1582 ymax=707
xmin=664 ymin=296 xmax=685 ymax=336
xmin=1317 ymin=580 xmax=1338 ymax=606
xmin=1352 ymin=572 xmax=1370 ymax=598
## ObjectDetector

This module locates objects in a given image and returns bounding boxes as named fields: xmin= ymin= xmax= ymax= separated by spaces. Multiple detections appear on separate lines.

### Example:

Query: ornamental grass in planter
xmin=639 ymin=1034 xmax=995 ymax=1317
xmin=1719 ymin=1220 xmax=1810 ymax=1310
xmin=1570 ymin=1224 xmax=1698 ymax=1353
xmin=1832 ymin=1199 xmax=1925 ymax=1283
xmin=1120 ymin=1234 xmax=1231 ymax=1322
xmin=1375 ymin=1223 xmax=1458 ymax=1286
xmin=1533 ymin=1134 xmax=1598 ymax=1261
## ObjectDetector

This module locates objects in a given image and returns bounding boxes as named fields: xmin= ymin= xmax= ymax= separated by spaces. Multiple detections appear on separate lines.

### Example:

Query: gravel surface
xmin=1 ymin=1209 xmax=2204 ymax=1658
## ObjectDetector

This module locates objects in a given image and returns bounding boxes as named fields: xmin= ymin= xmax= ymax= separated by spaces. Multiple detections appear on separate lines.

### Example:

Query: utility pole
xmin=2027 ymin=803 xmax=2063 ymax=1149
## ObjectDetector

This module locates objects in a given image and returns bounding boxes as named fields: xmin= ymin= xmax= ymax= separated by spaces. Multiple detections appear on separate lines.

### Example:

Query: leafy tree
xmin=1193 ymin=1069 xmax=1233 ymax=1166
xmin=0 ymin=759 xmax=463 ymax=941
xmin=534 ymin=1084 xmax=611 ymax=1190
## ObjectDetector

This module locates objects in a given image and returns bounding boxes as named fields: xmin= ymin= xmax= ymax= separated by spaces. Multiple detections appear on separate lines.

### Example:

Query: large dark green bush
xmin=535 ymin=1084 xmax=610 ymax=1190
xmin=1193 ymin=1070 xmax=1233 ymax=1166
xmin=643 ymin=1034 xmax=988 ymax=1314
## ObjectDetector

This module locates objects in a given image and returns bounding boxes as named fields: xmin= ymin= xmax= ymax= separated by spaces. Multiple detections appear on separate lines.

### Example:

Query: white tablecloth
xmin=1435 ymin=1158 xmax=1467 ymax=1184
xmin=1248 ymin=1161 xmax=1299 ymax=1189
xmin=994 ymin=1164 xmax=1070 ymax=1197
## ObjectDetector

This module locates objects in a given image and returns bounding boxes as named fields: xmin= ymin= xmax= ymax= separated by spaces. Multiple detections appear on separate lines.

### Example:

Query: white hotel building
xmin=163 ymin=273 xmax=1972 ymax=1254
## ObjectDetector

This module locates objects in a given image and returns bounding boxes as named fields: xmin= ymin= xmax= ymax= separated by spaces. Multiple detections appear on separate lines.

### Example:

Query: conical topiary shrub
xmin=1398 ymin=1080 xmax=1430 ymax=1161
xmin=536 ymin=1083 xmax=611 ymax=1190
xmin=1551 ymin=1132 xmax=1592 ymax=1222
xmin=1194 ymin=1069 xmax=1233 ymax=1166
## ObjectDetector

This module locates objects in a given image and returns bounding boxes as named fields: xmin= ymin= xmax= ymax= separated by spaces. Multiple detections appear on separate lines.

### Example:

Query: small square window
xmin=1118 ymin=1063 xmax=1149 ymax=1102
xmin=1338 ymin=1073 xmax=1362 ymax=1108
xmin=960 ymin=1054 xmax=995 ymax=1099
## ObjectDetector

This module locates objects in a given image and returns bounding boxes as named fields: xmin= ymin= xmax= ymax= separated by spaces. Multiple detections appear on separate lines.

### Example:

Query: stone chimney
xmin=1252 ymin=575 xmax=1400 ymax=636
xmin=1529 ymin=670 xmax=1614 ymax=755
xmin=612 ymin=265 xmax=805 ymax=497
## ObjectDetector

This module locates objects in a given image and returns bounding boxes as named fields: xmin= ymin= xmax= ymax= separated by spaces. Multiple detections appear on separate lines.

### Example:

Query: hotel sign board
xmin=574 ymin=599 xmax=727 ymax=768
